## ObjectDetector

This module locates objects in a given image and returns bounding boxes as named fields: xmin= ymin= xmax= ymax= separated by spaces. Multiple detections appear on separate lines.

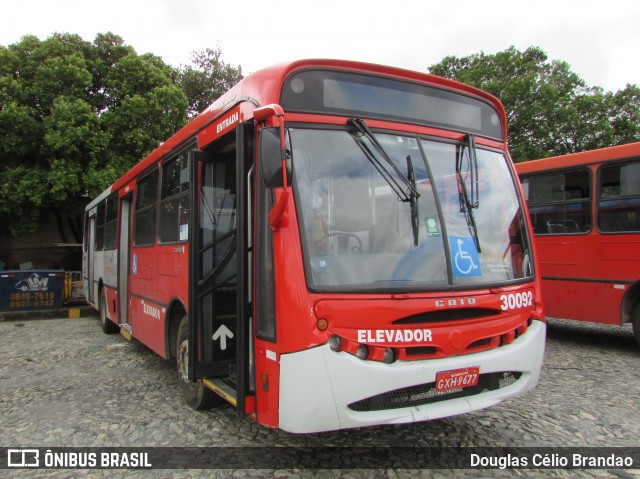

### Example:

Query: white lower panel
xmin=278 ymin=320 xmax=546 ymax=433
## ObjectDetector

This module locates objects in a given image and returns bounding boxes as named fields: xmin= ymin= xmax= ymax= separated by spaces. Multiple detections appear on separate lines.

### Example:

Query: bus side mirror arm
xmin=268 ymin=189 xmax=289 ymax=232
xmin=255 ymin=104 xmax=289 ymax=231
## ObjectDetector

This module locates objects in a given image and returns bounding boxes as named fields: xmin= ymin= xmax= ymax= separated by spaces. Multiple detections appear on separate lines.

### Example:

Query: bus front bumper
xmin=278 ymin=320 xmax=546 ymax=433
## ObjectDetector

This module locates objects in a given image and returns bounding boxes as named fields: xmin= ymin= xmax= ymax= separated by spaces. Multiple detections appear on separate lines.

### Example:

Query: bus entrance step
xmin=119 ymin=323 xmax=132 ymax=340
xmin=203 ymin=378 xmax=237 ymax=406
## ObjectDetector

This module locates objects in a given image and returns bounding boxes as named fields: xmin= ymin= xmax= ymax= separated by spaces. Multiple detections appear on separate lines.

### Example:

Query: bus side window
xmin=523 ymin=170 xmax=590 ymax=235
xmin=134 ymin=168 xmax=159 ymax=246
xmin=256 ymin=184 xmax=276 ymax=341
xmin=159 ymin=152 xmax=190 ymax=243
xmin=598 ymin=161 xmax=640 ymax=232
xmin=95 ymin=201 xmax=106 ymax=251
xmin=83 ymin=212 xmax=89 ymax=253
xmin=104 ymin=194 xmax=118 ymax=250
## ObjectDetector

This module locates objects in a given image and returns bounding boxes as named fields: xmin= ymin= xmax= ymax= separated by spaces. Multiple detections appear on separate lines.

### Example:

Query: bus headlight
xmin=356 ymin=344 xmax=369 ymax=360
xmin=328 ymin=335 xmax=341 ymax=352
xmin=383 ymin=348 xmax=396 ymax=364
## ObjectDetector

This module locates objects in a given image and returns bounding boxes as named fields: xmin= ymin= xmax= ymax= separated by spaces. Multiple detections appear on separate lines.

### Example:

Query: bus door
xmin=84 ymin=213 xmax=96 ymax=304
xmin=595 ymin=159 xmax=640 ymax=324
xmin=188 ymin=123 xmax=253 ymax=416
xmin=118 ymin=194 xmax=133 ymax=325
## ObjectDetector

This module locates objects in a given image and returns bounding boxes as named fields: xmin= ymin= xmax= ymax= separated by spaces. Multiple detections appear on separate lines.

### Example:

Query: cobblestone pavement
xmin=0 ymin=314 xmax=638 ymax=478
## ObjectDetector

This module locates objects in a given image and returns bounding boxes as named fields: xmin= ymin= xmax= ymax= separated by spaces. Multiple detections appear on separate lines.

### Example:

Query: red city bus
xmin=83 ymin=59 xmax=545 ymax=433
xmin=516 ymin=142 xmax=640 ymax=346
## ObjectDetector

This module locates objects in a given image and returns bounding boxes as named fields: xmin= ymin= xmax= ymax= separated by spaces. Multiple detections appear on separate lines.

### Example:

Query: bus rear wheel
xmin=99 ymin=288 xmax=118 ymax=334
xmin=176 ymin=315 xmax=222 ymax=410
xmin=633 ymin=304 xmax=640 ymax=348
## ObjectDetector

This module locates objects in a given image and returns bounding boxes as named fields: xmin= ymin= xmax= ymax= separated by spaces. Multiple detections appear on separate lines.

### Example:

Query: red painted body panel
xmin=104 ymin=286 xmax=118 ymax=323
xmin=516 ymin=142 xmax=640 ymax=175
xmin=517 ymin=142 xmax=640 ymax=326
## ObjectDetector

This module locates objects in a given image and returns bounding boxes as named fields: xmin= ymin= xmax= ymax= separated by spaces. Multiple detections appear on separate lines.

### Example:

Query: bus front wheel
xmin=176 ymin=315 xmax=222 ymax=410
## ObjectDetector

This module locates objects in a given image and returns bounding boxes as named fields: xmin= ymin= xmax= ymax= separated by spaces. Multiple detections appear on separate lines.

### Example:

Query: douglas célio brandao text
xmin=470 ymin=452 xmax=634 ymax=469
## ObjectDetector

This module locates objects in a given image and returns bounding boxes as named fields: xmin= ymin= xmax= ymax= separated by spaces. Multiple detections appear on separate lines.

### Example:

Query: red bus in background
xmin=83 ymin=59 xmax=545 ymax=433
xmin=516 ymin=142 xmax=640 ymax=347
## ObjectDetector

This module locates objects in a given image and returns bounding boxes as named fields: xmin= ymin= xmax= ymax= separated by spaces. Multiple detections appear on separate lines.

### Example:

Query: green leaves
xmin=178 ymin=46 xmax=243 ymax=117
xmin=0 ymin=33 xmax=189 ymax=238
xmin=0 ymin=33 xmax=243 ymax=240
xmin=429 ymin=46 xmax=640 ymax=162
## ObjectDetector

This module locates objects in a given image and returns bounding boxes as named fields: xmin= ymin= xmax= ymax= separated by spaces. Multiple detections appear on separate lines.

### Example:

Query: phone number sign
xmin=0 ymin=271 xmax=64 ymax=312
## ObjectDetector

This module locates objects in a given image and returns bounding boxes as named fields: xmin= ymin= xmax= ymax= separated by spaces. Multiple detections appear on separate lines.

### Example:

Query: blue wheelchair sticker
xmin=450 ymin=236 xmax=481 ymax=277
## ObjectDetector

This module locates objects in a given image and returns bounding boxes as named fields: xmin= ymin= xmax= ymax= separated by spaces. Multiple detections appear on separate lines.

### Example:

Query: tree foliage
xmin=429 ymin=46 xmax=640 ymax=162
xmin=179 ymin=46 xmax=243 ymax=117
xmin=3 ymin=36 xmax=637 ymax=245
xmin=0 ymin=33 xmax=188 ymax=238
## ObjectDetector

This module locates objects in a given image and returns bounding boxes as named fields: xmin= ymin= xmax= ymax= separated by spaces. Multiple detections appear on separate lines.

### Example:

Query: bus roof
xmin=104 ymin=59 xmax=507 ymax=196
xmin=516 ymin=142 xmax=640 ymax=175
xmin=85 ymin=186 xmax=112 ymax=213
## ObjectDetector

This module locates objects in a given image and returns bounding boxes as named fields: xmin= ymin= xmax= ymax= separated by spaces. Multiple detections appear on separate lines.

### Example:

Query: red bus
xmin=83 ymin=59 xmax=545 ymax=433
xmin=516 ymin=142 xmax=640 ymax=346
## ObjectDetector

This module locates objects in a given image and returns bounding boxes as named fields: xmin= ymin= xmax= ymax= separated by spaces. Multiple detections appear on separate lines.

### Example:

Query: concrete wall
xmin=0 ymin=212 xmax=82 ymax=272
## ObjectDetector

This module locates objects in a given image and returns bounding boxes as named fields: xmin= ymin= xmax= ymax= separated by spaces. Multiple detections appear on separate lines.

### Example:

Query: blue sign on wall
xmin=0 ymin=270 xmax=64 ymax=312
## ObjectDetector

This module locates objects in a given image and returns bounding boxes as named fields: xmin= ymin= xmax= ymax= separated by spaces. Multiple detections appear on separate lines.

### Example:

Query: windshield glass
xmin=423 ymin=140 xmax=532 ymax=286
xmin=290 ymin=128 xmax=531 ymax=292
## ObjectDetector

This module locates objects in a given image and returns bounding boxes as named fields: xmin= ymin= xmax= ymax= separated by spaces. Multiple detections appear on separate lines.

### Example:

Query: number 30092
xmin=500 ymin=291 xmax=533 ymax=311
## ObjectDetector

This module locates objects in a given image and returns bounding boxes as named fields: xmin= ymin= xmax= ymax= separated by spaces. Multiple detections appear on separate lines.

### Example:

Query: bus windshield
xmin=291 ymin=128 xmax=532 ymax=292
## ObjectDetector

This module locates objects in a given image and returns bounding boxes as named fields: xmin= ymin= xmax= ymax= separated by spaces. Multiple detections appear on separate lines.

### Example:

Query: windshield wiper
xmin=348 ymin=118 xmax=418 ymax=199
xmin=406 ymin=155 xmax=419 ymax=246
xmin=348 ymin=118 xmax=421 ymax=246
xmin=457 ymin=134 xmax=481 ymax=252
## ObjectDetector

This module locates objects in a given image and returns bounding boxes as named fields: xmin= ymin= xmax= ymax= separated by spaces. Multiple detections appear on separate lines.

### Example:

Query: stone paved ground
xmin=0 ymin=314 xmax=638 ymax=478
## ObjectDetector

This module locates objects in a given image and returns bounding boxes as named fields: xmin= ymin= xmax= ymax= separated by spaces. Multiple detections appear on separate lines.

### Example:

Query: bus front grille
xmin=347 ymin=372 xmax=522 ymax=412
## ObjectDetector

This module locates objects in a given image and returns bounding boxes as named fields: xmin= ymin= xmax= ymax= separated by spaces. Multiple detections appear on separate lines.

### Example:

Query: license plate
xmin=436 ymin=367 xmax=480 ymax=393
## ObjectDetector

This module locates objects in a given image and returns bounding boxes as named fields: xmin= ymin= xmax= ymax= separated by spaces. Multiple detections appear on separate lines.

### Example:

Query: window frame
xmin=597 ymin=158 xmax=640 ymax=234
xmin=103 ymin=193 xmax=118 ymax=250
xmin=94 ymin=201 xmax=106 ymax=251
xmin=133 ymin=166 xmax=160 ymax=247
xmin=158 ymin=151 xmax=190 ymax=245
xmin=521 ymin=167 xmax=592 ymax=236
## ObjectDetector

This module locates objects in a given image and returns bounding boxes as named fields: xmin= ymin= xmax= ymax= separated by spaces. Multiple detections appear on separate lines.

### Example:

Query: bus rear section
xmin=517 ymin=142 xmax=640 ymax=347
xmin=84 ymin=60 xmax=546 ymax=433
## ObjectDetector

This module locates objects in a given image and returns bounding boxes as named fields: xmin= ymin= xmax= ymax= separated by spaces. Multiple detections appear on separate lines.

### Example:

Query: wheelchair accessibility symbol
xmin=450 ymin=236 xmax=481 ymax=277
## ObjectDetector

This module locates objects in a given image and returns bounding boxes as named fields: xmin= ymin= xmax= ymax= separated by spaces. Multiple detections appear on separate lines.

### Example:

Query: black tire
xmin=176 ymin=315 xmax=222 ymax=409
xmin=99 ymin=288 xmax=118 ymax=334
xmin=633 ymin=304 xmax=640 ymax=348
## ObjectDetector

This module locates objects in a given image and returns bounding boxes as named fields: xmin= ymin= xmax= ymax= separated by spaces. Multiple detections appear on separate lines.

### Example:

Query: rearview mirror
xmin=260 ymin=128 xmax=291 ymax=188
xmin=254 ymin=104 xmax=291 ymax=231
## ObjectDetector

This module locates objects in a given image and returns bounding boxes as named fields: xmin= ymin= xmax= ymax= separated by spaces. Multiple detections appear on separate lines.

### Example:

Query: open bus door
xmin=187 ymin=123 xmax=253 ymax=416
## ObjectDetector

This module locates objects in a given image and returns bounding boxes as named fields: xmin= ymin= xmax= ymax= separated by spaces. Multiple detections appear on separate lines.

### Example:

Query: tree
xmin=610 ymin=84 xmax=640 ymax=146
xmin=429 ymin=46 xmax=640 ymax=162
xmin=178 ymin=46 xmax=243 ymax=117
xmin=0 ymin=33 xmax=188 ymax=239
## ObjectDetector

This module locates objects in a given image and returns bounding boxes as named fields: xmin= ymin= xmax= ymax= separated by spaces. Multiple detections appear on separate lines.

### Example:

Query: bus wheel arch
xmin=622 ymin=282 xmax=640 ymax=347
xmin=165 ymin=299 xmax=187 ymax=360
xmin=175 ymin=315 xmax=222 ymax=409
xmin=621 ymin=281 xmax=640 ymax=325
xmin=98 ymin=281 xmax=118 ymax=334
